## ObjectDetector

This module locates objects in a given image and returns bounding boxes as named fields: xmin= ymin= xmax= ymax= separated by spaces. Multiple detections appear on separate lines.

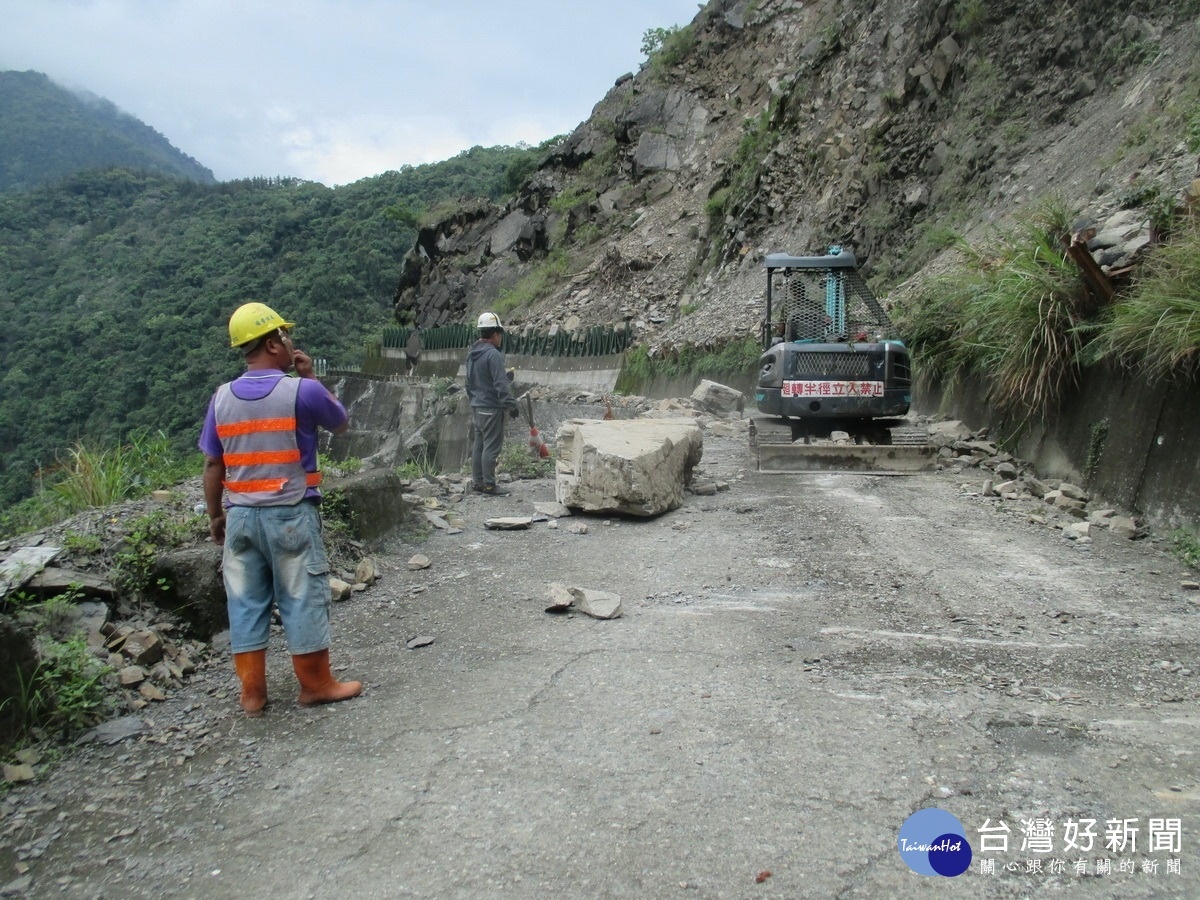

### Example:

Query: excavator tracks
xmin=749 ymin=417 xmax=937 ymax=475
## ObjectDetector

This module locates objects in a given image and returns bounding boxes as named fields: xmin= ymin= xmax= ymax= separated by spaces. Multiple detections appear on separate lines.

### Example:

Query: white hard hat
xmin=477 ymin=312 xmax=503 ymax=330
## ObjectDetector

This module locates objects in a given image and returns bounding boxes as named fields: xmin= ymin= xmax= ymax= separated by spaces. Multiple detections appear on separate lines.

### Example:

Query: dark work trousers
xmin=470 ymin=408 xmax=507 ymax=488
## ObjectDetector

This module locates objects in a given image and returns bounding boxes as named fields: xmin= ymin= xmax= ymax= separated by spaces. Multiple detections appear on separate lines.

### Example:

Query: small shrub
xmin=498 ymin=441 xmax=553 ymax=480
xmin=37 ymin=586 xmax=86 ymax=640
xmin=643 ymin=25 xmax=695 ymax=71
xmin=113 ymin=509 xmax=198 ymax=594
xmin=705 ymin=188 xmax=730 ymax=228
xmin=62 ymin=531 xmax=103 ymax=556
xmin=549 ymin=187 xmax=594 ymax=214
xmin=571 ymin=223 xmax=603 ymax=247
xmin=615 ymin=337 xmax=761 ymax=393
xmin=396 ymin=451 xmax=439 ymax=481
xmin=954 ymin=0 xmax=986 ymax=36
xmin=318 ymin=488 xmax=357 ymax=551
xmin=318 ymin=453 xmax=363 ymax=477
xmin=495 ymin=248 xmax=574 ymax=316
xmin=1170 ymin=528 xmax=1200 ymax=570
xmin=1084 ymin=418 xmax=1109 ymax=480
xmin=20 ymin=636 xmax=113 ymax=741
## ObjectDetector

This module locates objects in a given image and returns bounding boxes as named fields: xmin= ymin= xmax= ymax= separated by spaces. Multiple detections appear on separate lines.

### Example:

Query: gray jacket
xmin=465 ymin=339 xmax=518 ymax=412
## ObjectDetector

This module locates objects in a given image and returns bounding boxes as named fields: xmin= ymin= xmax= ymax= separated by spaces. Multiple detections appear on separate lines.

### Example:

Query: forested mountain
xmin=0 ymin=142 xmax=549 ymax=508
xmin=0 ymin=70 xmax=215 ymax=193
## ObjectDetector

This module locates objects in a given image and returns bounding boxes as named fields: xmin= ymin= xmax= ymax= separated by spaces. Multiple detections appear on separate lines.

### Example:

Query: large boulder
xmin=554 ymin=418 xmax=703 ymax=517
xmin=327 ymin=469 xmax=412 ymax=545
xmin=691 ymin=379 xmax=745 ymax=416
xmin=148 ymin=544 xmax=227 ymax=637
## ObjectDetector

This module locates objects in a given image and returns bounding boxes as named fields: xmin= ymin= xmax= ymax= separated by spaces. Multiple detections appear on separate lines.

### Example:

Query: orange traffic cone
xmin=529 ymin=426 xmax=550 ymax=458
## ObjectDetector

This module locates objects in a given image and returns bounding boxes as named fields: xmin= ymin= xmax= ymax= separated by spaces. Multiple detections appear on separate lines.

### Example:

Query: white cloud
xmin=0 ymin=0 xmax=702 ymax=185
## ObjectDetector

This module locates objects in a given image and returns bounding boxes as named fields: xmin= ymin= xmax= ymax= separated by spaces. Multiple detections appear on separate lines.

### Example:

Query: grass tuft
xmin=895 ymin=202 xmax=1100 ymax=420
xmin=1100 ymin=217 xmax=1200 ymax=380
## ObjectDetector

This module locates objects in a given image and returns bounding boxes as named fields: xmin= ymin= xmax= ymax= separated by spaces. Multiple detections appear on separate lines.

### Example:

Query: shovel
xmin=522 ymin=394 xmax=550 ymax=459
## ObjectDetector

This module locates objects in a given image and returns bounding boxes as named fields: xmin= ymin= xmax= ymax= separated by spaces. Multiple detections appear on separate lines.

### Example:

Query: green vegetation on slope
xmin=0 ymin=70 xmax=215 ymax=194
xmin=895 ymin=202 xmax=1200 ymax=423
xmin=0 ymin=141 xmax=549 ymax=510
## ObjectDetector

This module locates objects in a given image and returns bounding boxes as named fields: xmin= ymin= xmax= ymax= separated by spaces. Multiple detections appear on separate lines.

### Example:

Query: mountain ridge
xmin=0 ymin=69 xmax=215 ymax=193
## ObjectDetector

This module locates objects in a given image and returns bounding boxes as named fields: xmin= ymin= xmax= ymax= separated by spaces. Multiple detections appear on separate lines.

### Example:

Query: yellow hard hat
xmin=228 ymin=302 xmax=295 ymax=348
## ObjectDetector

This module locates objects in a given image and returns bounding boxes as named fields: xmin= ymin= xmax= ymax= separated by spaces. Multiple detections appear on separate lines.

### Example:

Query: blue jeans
xmin=223 ymin=503 xmax=332 ymax=654
xmin=471 ymin=407 xmax=507 ymax=487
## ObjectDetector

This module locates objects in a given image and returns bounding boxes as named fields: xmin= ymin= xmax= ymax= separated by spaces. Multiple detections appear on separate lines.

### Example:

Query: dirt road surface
xmin=3 ymin=426 xmax=1199 ymax=897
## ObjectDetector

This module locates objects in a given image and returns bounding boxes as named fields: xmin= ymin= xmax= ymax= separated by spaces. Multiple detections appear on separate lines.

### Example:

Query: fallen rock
xmin=927 ymin=420 xmax=972 ymax=446
xmin=533 ymin=501 xmax=572 ymax=518
xmin=406 ymin=635 xmax=435 ymax=649
xmin=354 ymin=557 xmax=379 ymax=585
xmin=544 ymin=582 xmax=574 ymax=612
xmin=25 ymin=566 xmax=118 ymax=603
xmin=2 ymin=763 xmax=36 ymax=783
xmin=485 ymin=516 xmax=534 ymax=530
xmin=1058 ymin=482 xmax=1089 ymax=502
xmin=691 ymin=379 xmax=744 ymax=416
xmin=993 ymin=461 xmax=1019 ymax=479
xmin=329 ymin=578 xmax=353 ymax=602
xmin=571 ymin=588 xmax=623 ymax=620
xmin=118 ymin=665 xmax=147 ymax=686
xmin=328 ymin=468 xmax=412 ymax=545
xmin=138 ymin=682 xmax=167 ymax=702
xmin=555 ymin=418 xmax=703 ymax=517
xmin=122 ymin=631 xmax=165 ymax=666
xmin=0 ymin=876 xmax=33 ymax=896
xmin=408 ymin=554 xmax=431 ymax=570
xmin=82 ymin=715 xmax=144 ymax=745
xmin=1109 ymin=516 xmax=1138 ymax=539
xmin=0 ymin=544 xmax=61 ymax=596
xmin=148 ymin=545 xmax=227 ymax=638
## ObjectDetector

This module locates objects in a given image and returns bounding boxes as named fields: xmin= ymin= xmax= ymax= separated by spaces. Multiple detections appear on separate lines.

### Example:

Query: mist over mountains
xmin=0 ymin=70 xmax=215 ymax=193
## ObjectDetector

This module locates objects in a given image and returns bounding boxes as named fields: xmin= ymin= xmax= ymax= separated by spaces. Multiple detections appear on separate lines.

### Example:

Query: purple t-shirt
xmin=199 ymin=372 xmax=347 ymax=500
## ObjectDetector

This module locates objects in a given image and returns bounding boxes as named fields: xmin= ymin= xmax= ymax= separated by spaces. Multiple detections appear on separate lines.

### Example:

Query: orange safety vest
xmin=213 ymin=376 xmax=321 ymax=506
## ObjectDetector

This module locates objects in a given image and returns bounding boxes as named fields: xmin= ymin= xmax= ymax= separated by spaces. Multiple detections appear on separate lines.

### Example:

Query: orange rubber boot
xmin=292 ymin=649 xmax=362 ymax=706
xmin=233 ymin=649 xmax=268 ymax=716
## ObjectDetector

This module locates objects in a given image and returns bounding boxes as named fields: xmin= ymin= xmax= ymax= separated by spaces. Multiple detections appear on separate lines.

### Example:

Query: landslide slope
xmin=394 ymin=0 xmax=1199 ymax=351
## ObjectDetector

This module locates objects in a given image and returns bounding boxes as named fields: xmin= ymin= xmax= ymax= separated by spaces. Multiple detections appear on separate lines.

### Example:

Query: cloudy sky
xmin=1 ymin=0 xmax=702 ymax=186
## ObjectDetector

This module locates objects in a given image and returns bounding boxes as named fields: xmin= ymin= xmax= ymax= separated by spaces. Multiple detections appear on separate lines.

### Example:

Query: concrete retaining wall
xmin=917 ymin=363 xmax=1200 ymax=528
xmin=369 ymin=348 xmax=626 ymax=392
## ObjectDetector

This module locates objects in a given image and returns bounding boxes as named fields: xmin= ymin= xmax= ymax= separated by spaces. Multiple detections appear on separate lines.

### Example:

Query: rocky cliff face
xmin=395 ymin=0 xmax=1197 ymax=354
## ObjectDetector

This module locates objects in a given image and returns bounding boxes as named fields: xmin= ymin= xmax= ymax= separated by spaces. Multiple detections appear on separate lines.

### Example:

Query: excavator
xmin=749 ymin=247 xmax=936 ymax=473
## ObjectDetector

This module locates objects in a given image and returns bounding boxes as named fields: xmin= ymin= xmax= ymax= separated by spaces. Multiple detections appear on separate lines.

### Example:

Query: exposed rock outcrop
xmin=392 ymin=0 xmax=1196 ymax=362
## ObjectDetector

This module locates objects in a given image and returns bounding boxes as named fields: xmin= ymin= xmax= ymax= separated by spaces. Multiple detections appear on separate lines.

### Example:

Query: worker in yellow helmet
xmin=198 ymin=302 xmax=362 ymax=716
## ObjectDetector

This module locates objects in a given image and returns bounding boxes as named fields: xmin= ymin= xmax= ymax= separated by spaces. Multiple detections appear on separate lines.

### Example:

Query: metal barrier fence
xmin=374 ymin=323 xmax=634 ymax=358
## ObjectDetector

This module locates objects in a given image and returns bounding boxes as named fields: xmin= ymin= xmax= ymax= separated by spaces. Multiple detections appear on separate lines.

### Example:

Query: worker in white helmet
xmin=465 ymin=312 xmax=519 ymax=495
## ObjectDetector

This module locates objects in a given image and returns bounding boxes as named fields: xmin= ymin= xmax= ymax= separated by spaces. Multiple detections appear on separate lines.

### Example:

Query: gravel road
xmin=3 ymin=424 xmax=1198 ymax=898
